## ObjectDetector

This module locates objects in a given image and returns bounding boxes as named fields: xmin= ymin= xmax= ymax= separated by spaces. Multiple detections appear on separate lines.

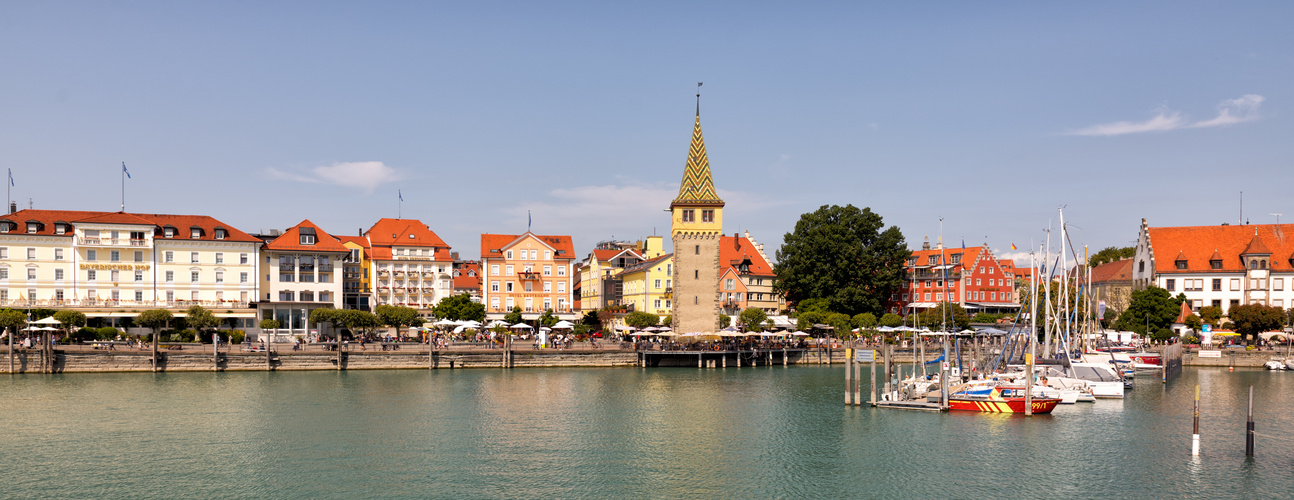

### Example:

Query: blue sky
xmin=3 ymin=2 xmax=1291 ymax=264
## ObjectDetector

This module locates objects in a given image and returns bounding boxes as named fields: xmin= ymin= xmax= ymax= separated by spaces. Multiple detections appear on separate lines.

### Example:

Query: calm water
xmin=3 ymin=365 xmax=1292 ymax=499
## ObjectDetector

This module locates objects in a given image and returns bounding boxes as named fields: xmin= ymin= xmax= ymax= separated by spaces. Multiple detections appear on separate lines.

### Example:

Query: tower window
xmin=682 ymin=210 xmax=695 ymax=222
xmin=695 ymin=245 xmax=700 ymax=255
xmin=695 ymin=270 xmax=699 ymax=279
xmin=702 ymin=210 xmax=714 ymax=222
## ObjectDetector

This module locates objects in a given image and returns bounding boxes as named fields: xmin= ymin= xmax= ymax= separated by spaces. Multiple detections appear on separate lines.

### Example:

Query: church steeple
xmin=672 ymin=88 xmax=724 ymax=209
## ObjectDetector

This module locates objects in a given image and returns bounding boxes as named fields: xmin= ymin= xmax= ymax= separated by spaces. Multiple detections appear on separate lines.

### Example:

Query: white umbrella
xmin=32 ymin=317 xmax=61 ymax=325
xmin=510 ymin=323 xmax=533 ymax=329
xmin=485 ymin=320 xmax=507 ymax=328
xmin=552 ymin=320 xmax=575 ymax=329
xmin=790 ymin=331 xmax=810 ymax=337
xmin=452 ymin=325 xmax=469 ymax=334
xmin=617 ymin=325 xmax=636 ymax=332
xmin=432 ymin=319 xmax=459 ymax=326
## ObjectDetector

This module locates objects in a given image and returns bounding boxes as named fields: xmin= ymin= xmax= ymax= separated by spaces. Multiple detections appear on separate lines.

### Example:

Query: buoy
xmin=1229 ymin=366 xmax=1234 ymax=372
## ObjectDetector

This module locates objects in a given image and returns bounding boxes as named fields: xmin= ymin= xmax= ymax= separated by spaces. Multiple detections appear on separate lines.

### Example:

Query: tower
xmin=670 ymin=93 xmax=725 ymax=333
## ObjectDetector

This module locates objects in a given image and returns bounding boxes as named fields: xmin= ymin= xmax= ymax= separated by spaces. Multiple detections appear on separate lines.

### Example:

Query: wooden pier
xmin=637 ymin=348 xmax=808 ymax=368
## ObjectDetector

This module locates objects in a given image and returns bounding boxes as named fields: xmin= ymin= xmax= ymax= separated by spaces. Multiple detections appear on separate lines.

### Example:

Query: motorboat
xmin=947 ymin=385 xmax=1061 ymax=414
xmin=1263 ymin=358 xmax=1288 ymax=370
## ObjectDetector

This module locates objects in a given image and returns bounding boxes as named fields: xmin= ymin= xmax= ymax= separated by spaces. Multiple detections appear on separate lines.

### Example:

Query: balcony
xmin=318 ymin=264 xmax=334 ymax=272
xmin=377 ymin=270 xmax=390 ymax=277
xmin=519 ymin=271 xmax=541 ymax=280
xmin=394 ymin=271 xmax=405 ymax=277
xmin=423 ymin=271 xmax=436 ymax=278
xmin=280 ymin=264 xmax=296 ymax=271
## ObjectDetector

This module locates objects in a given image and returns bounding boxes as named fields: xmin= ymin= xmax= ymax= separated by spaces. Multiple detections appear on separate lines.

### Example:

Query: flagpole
xmin=121 ymin=162 xmax=125 ymax=212
xmin=7 ymin=168 xmax=10 ymax=214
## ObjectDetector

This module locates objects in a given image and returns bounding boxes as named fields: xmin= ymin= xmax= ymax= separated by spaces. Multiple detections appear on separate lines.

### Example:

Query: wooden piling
xmin=1192 ymin=384 xmax=1200 ymax=456
xmin=1245 ymin=385 xmax=1255 ymax=456
xmin=845 ymin=348 xmax=853 ymax=405
xmin=869 ymin=350 xmax=877 ymax=406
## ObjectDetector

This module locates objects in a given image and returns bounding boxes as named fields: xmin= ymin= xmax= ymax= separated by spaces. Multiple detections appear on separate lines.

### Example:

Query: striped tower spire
xmin=672 ymin=109 xmax=724 ymax=208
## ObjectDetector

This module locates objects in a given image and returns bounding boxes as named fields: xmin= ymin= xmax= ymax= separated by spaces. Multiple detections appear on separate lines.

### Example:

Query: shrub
xmin=97 ymin=327 xmax=120 ymax=340
xmin=222 ymin=330 xmax=246 ymax=344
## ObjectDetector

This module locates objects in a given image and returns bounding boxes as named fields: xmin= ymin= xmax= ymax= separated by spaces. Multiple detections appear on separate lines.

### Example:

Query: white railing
xmin=0 ymin=299 xmax=251 ymax=309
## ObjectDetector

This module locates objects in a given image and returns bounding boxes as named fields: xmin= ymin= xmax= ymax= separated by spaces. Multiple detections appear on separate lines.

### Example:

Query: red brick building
xmin=888 ymin=239 xmax=1020 ymax=316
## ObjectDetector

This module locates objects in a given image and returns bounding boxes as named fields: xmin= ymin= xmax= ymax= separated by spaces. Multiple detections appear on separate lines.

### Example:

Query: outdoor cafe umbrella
xmin=510 ymin=323 xmax=533 ymax=330
xmin=32 ymin=317 xmax=61 ymax=325
xmin=485 ymin=320 xmax=508 ymax=328
xmin=552 ymin=320 xmax=575 ymax=329
xmin=616 ymin=325 xmax=636 ymax=332
xmin=432 ymin=319 xmax=459 ymax=326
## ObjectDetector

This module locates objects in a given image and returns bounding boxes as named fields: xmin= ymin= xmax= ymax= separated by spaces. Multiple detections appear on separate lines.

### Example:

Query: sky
xmin=3 ymin=1 xmax=1292 ymax=265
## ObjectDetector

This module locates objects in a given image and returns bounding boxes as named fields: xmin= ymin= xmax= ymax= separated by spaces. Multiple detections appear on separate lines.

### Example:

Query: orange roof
xmin=592 ymin=248 xmax=643 ymax=263
xmin=908 ymin=246 xmax=984 ymax=271
xmin=335 ymin=235 xmax=370 ymax=248
xmin=364 ymin=218 xmax=449 ymax=248
xmin=720 ymin=235 xmax=774 ymax=275
xmin=1 ymin=209 xmax=258 ymax=242
xmin=454 ymin=261 xmax=481 ymax=291
xmin=263 ymin=219 xmax=349 ymax=253
xmin=1090 ymin=258 xmax=1133 ymax=285
xmin=1147 ymin=224 xmax=1294 ymax=273
xmin=480 ymin=232 xmax=576 ymax=260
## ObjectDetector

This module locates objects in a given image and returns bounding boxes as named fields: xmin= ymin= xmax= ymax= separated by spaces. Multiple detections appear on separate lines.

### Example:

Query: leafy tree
xmin=186 ymin=306 xmax=220 ymax=343
xmin=334 ymin=309 xmax=380 ymax=338
xmin=1199 ymin=306 xmax=1223 ymax=327
xmin=1114 ymin=286 xmax=1183 ymax=335
xmin=774 ymin=204 xmax=908 ymax=316
xmin=970 ymin=312 xmax=1003 ymax=324
xmin=1151 ymin=327 xmax=1175 ymax=341
xmin=916 ymin=302 xmax=969 ymax=331
xmin=1087 ymin=246 xmax=1136 ymax=267
xmin=309 ymin=308 xmax=339 ymax=326
xmin=853 ymin=313 xmax=877 ymax=329
xmin=661 ymin=315 xmax=673 ymax=328
xmin=433 ymin=293 xmax=485 ymax=322
xmin=1184 ymin=313 xmax=1202 ymax=332
xmin=138 ymin=309 xmax=174 ymax=334
xmin=624 ymin=311 xmax=660 ymax=329
xmin=538 ymin=309 xmax=559 ymax=328
xmin=825 ymin=312 xmax=851 ymax=337
xmin=0 ymin=309 xmax=27 ymax=337
xmin=739 ymin=307 xmax=767 ymax=332
xmin=53 ymin=310 xmax=87 ymax=330
xmin=504 ymin=306 xmax=523 ymax=325
xmin=1228 ymin=304 xmax=1285 ymax=344
xmin=376 ymin=305 xmax=423 ymax=328
xmin=796 ymin=311 xmax=826 ymax=331
xmin=581 ymin=310 xmax=601 ymax=327
xmin=795 ymin=298 xmax=832 ymax=314
xmin=719 ymin=315 xmax=731 ymax=329
xmin=259 ymin=319 xmax=281 ymax=330
xmin=879 ymin=313 xmax=903 ymax=328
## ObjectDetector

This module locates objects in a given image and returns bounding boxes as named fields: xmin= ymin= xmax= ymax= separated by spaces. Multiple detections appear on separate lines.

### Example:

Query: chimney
xmin=359 ymin=228 xmax=363 ymax=236
xmin=8 ymin=202 xmax=14 ymax=214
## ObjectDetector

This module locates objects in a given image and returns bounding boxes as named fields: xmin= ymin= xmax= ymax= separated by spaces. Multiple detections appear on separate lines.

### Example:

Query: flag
xmin=961 ymin=239 xmax=965 ymax=250
xmin=122 ymin=162 xmax=131 ymax=179
xmin=528 ymin=210 xmax=532 ymax=232
xmin=398 ymin=189 xmax=403 ymax=202
xmin=1011 ymin=243 xmax=1018 ymax=250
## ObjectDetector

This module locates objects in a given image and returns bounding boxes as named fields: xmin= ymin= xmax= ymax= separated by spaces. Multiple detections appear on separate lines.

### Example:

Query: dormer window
xmin=927 ymin=255 xmax=938 ymax=265
xmin=26 ymin=222 xmax=39 ymax=233
xmin=190 ymin=227 xmax=202 ymax=239
xmin=214 ymin=228 xmax=227 ymax=240
xmin=164 ymin=227 xmax=175 ymax=238
xmin=1176 ymin=260 xmax=1187 ymax=270
xmin=54 ymin=223 xmax=66 ymax=235
xmin=950 ymin=254 xmax=962 ymax=265
xmin=299 ymin=227 xmax=316 ymax=245
xmin=1210 ymin=259 xmax=1222 ymax=269
xmin=0 ymin=223 xmax=8 ymax=233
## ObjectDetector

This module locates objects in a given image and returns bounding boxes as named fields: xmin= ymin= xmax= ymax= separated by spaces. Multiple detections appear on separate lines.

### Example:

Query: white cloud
xmin=1068 ymin=94 xmax=1264 ymax=136
xmin=265 ymin=161 xmax=401 ymax=193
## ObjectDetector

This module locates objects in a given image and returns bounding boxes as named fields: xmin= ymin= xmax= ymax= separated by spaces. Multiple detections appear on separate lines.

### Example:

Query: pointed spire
xmin=673 ymin=88 xmax=723 ymax=208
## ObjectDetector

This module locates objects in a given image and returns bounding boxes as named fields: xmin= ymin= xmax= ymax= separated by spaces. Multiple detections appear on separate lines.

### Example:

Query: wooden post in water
xmin=1245 ymin=385 xmax=1255 ymax=456
xmin=882 ymin=344 xmax=892 ymax=399
xmin=8 ymin=327 xmax=13 ymax=374
xmin=152 ymin=330 xmax=159 ymax=373
xmin=869 ymin=350 xmax=877 ymax=406
xmin=845 ymin=348 xmax=853 ymax=406
xmin=213 ymin=338 xmax=219 ymax=372
xmin=1024 ymin=351 xmax=1034 ymax=416
xmin=853 ymin=350 xmax=862 ymax=405
xmin=1192 ymin=384 xmax=1200 ymax=456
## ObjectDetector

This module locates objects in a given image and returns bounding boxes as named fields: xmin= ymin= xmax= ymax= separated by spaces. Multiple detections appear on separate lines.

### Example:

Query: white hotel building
xmin=1132 ymin=219 xmax=1294 ymax=314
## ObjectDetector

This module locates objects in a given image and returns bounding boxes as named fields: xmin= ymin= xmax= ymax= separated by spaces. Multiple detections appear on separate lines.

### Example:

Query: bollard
xmin=1245 ymin=385 xmax=1255 ymax=456
xmin=1192 ymin=384 xmax=1200 ymax=456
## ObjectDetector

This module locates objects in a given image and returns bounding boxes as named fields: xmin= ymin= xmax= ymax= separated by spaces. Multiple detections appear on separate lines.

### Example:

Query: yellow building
xmin=337 ymin=235 xmax=372 ymax=311
xmin=620 ymin=252 xmax=674 ymax=319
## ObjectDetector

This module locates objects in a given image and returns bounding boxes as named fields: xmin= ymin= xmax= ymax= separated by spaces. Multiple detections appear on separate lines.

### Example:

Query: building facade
xmin=621 ymin=252 xmax=674 ymax=318
xmin=480 ymin=232 xmax=576 ymax=320
xmin=718 ymin=232 xmax=779 ymax=317
xmin=1132 ymin=219 xmax=1294 ymax=314
xmin=577 ymin=243 xmax=645 ymax=314
xmin=888 ymin=239 xmax=1018 ymax=316
xmin=257 ymin=220 xmax=348 ymax=337
xmin=336 ymin=235 xmax=372 ymax=311
xmin=364 ymin=218 xmax=455 ymax=311
xmin=670 ymin=108 xmax=725 ymax=334
xmin=0 ymin=209 xmax=260 ymax=326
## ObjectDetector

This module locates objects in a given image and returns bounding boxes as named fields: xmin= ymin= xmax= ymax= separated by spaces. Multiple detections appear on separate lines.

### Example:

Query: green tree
xmin=1087 ymin=246 xmax=1136 ymax=267
xmin=334 ymin=309 xmax=380 ymax=338
xmin=739 ymin=307 xmax=767 ymax=332
xmin=138 ymin=309 xmax=174 ymax=341
xmin=916 ymin=302 xmax=970 ymax=331
xmin=774 ymin=204 xmax=908 ymax=316
xmin=1184 ymin=313 xmax=1202 ymax=332
xmin=0 ymin=309 xmax=27 ymax=338
xmin=185 ymin=305 xmax=220 ymax=342
xmin=308 ymin=308 xmax=338 ymax=327
xmin=879 ymin=313 xmax=903 ymax=328
xmin=581 ymin=310 xmax=601 ymax=327
xmin=432 ymin=293 xmax=485 ymax=322
xmin=853 ymin=312 xmax=877 ymax=329
xmin=1114 ymin=286 xmax=1183 ymax=335
xmin=538 ymin=309 xmax=559 ymax=328
xmin=825 ymin=312 xmax=852 ymax=337
xmin=623 ymin=311 xmax=660 ymax=329
xmin=376 ymin=305 xmax=422 ymax=328
xmin=796 ymin=311 xmax=826 ymax=331
xmin=504 ymin=306 xmax=523 ymax=325
xmin=795 ymin=298 xmax=832 ymax=314
xmin=259 ymin=319 xmax=281 ymax=330
xmin=719 ymin=315 xmax=731 ymax=329
xmin=1228 ymin=304 xmax=1285 ymax=344
xmin=1199 ymin=306 xmax=1223 ymax=327
xmin=53 ymin=310 xmax=87 ymax=330
xmin=661 ymin=315 xmax=673 ymax=328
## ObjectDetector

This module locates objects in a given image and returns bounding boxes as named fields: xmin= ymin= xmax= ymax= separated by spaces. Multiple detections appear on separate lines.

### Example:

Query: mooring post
xmin=698 ymin=352 xmax=702 ymax=369
xmin=853 ymin=350 xmax=862 ymax=405
xmin=1192 ymin=384 xmax=1200 ymax=456
xmin=1245 ymin=385 xmax=1255 ymax=457
xmin=869 ymin=350 xmax=877 ymax=406
xmin=213 ymin=339 xmax=219 ymax=372
xmin=845 ymin=348 xmax=853 ymax=406
xmin=882 ymin=344 xmax=892 ymax=398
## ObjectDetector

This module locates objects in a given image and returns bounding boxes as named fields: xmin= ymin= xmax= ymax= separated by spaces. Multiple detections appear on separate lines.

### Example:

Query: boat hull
xmin=948 ymin=397 xmax=1061 ymax=414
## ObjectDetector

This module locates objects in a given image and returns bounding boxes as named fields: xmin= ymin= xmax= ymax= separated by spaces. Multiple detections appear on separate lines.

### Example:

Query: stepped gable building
xmin=364 ymin=218 xmax=455 ymax=312
xmin=257 ymin=220 xmax=349 ymax=337
xmin=718 ymin=232 xmax=779 ymax=316
xmin=480 ymin=232 xmax=576 ymax=320
xmin=888 ymin=238 xmax=1018 ymax=316
xmin=1132 ymin=219 xmax=1294 ymax=314
xmin=0 ymin=208 xmax=260 ymax=326
xmin=669 ymin=101 xmax=725 ymax=334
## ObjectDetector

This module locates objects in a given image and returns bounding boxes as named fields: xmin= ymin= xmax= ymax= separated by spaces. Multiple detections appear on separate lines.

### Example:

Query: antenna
xmin=1270 ymin=213 xmax=1283 ymax=225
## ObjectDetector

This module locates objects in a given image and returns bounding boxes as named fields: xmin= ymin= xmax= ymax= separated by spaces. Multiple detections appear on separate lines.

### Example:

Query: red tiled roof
xmin=480 ymin=232 xmax=576 ymax=260
xmin=1090 ymin=258 xmax=1134 ymax=285
xmin=335 ymin=235 xmax=370 ymax=248
xmin=454 ymin=261 xmax=481 ymax=291
xmin=908 ymin=246 xmax=984 ymax=271
xmin=264 ymin=219 xmax=349 ymax=253
xmin=1147 ymin=224 xmax=1294 ymax=273
xmin=2 ymin=209 xmax=258 ymax=242
xmin=364 ymin=218 xmax=449 ymax=248
xmin=720 ymin=236 xmax=773 ymax=275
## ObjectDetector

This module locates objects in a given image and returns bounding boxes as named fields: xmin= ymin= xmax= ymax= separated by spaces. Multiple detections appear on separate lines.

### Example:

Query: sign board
xmin=1202 ymin=324 xmax=1212 ymax=334
xmin=857 ymin=349 xmax=876 ymax=362
xmin=942 ymin=361 xmax=950 ymax=371
xmin=1198 ymin=350 xmax=1222 ymax=358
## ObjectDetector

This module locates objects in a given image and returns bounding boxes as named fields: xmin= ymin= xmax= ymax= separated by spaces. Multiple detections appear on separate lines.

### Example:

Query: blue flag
xmin=122 ymin=162 xmax=131 ymax=179
xmin=528 ymin=210 xmax=532 ymax=232
xmin=398 ymin=189 xmax=403 ymax=202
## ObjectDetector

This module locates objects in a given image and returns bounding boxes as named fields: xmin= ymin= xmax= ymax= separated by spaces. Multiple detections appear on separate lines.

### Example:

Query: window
xmin=924 ymin=293 xmax=931 ymax=301
xmin=164 ymin=227 xmax=175 ymax=238
xmin=701 ymin=209 xmax=714 ymax=222
xmin=191 ymin=252 xmax=199 ymax=263
xmin=491 ymin=281 xmax=500 ymax=292
xmin=54 ymin=269 xmax=63 ymax=280
xmin=682 ymin=209 xmax=694 ymax=222
xmin=165 ymin=251 xmax=174 ymax=263
xmin=54 ymin=249 xmax=62 ymax=260
xmin=524 ymin=282 xmax=533 ymax=292
xmin=1212 ymin=279 xmax=1222 ymax=291
xmin=506 ymin=250 xmax=513 ymax=259
xmin=654 ymin=279 xmax=662 ymax=289
xmin=215 ymin=271 xmax=224 ymax=283
xmin=543 ymin=265 xmax=552 ymax=276
xmin=1139 ymin=261 xmax=1145 ymax=273
xmin=279 ymin=291 xmax=294 ymax=301
xmin=86 ymin=249 xmax=95 ymax=261
xmin=1165 ymin=279 xmax=1175 ymax=291
xmin=976 ymin=278 xmax=981 ymax=285
xmin=543 ymin=282 xmax=551 ymax=292
xmin=530 ymin=250 xmax=537 ymax=260
xmin=110 ymin=250 xmax=120 ymax=262
xmin=134 ymin=251 xmax=143 ymax=262
xmin=300 ymin=291 xmax=314 ymax=301
xmin=237 ymin=272 xmax=247 ymax=283
xmin=88 ymin=270 xmax=97 ymax=281
xmin=557 ymin=266 xmax=565 ymax=276
xmin=135 ymin=271 xmax=143 ymax=282
xmin=166 ymin=271 xmax=174 ymax=282
xmin=191 ymin=228 xmax=201 ymax=239
xmin=240 ymin=253 xmax=249 ymax=264
xmin=558 ymin=282 xmax=565 ymax=293
xmin=1230 ymin=279 xmax=1241 ymax=291
xmin=1210 ymin=260 xmax=1222 ymax=269
xmin=166 ymin=291 xmax=174 ymax=302
xmin=936 ymin=292 xmax=943 ymax=301
xmin=1274 ymin=278 xmax=1284 ymax=291
xmin=989 ymin=267 xmax=995 ymax=274
xmin=506 ymin=282 xmax=514 ymax=292
xmin=0 ymin=248 xmax=6 ymax=259
xmin=27 ymin=268 xmax=36 ymax=280
xmin=191 ymin=271 xmax=199 ymax=282
xmin=506 ymin=265 xmax=514 ymax=276
xmin=695 ymin=270 xmax=699 ymax=279
xmin=490 ymin=264 xmax=499 ymax=275
xmin=929 ymin=256 xmax=939 ymax=265
xmin=26 ymin=223 xmax=37 ymax=233
xmin=215 ymin=253 xmax=224 ymax=264
xmin=991 ymin=292 xmax=997 ymax=300
xmin=544 ymin=250 xmax=552 ymax=260
xmin=950 ymin=254 xmax=962 ymax=265
xmin=215 ymin=229 xmax=226 ymax=240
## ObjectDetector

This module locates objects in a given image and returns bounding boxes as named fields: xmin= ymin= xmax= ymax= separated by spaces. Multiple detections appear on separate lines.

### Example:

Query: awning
xmin=905 ymin=302 xmax=938 ymax=309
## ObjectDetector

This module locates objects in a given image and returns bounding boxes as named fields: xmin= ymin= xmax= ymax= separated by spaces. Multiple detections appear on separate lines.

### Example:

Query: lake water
xmin=3 ymin=365 xmax=1292 ymax=498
